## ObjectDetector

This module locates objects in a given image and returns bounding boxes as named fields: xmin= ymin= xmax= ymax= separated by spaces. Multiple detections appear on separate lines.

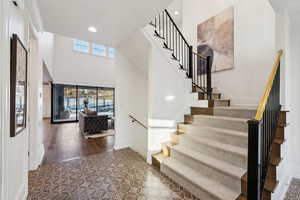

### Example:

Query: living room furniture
xmin=79 ymin=112 xmax=108 ymax=137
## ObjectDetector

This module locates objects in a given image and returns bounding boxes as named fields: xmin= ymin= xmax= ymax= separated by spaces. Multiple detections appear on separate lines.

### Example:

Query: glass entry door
xmin=97 ymin=88 xmax=114 ymax=117
xmin=78 ymin=86 xmax=97 ymax=115
xmin=52 ymin=84 xmax=77 ymax=122
xmin=51 ymin=84 xmax=115 ymax=123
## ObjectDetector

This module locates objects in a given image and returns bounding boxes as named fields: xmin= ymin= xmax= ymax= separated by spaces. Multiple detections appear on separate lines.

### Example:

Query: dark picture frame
xmin=10 ymin=34 xmax=28 ymax=137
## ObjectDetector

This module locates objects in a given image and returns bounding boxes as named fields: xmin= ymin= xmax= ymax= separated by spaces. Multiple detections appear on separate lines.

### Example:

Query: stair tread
xmin=162 ymin=157 xmax=240 ymax=200
xmin=199 ymin=92 xmax=221 ymax=95
xmin=214 ymin=106 xmax=257 ymax=111
xmin=214 ymin=99 xmax=230 ymax=101
xmin=173 ymin=145 xmax=246 ymax=179
xmin=190 ymin=126 xmax=248 ymax=138
xmin=184 ymin=135 xmax=247 ymax=157
xmin=193 ymin=114 xmax=249 ymax=122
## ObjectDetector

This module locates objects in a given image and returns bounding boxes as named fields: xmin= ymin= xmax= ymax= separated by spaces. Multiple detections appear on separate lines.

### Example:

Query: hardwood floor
xmin=42 ymin=119 xmax=115 ymax=165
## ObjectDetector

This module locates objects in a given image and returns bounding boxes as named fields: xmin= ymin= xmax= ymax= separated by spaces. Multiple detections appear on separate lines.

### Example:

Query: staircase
xmin=162 ymin=91 xmax=252 ymax=200
xmin=149 ymin=9 xmax=287 ymax=200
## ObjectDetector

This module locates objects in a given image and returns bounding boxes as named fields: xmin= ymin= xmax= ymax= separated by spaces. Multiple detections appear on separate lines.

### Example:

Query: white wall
xmin=266 ymin=1 xmax=300 ymax=198
xmin=114 ymin=24 xmax=206 ymax=161
xmin=182 ymin=0 xmax=276 ymax=106
xmin=0 ymin=0 xmax=45 ymax=199
xmin=1 ymin=1 xmax=30 ymax=200
xmin=114 ymin=45 xmax=149 ymax=158
xmin=43 ymin=84 xmax=51 ymax=118
xmin=39 ymin=32 xmax=54 ymax=77
xmin=286 ymin=13 xmax=300 ymax=179
xmin=28 ymin=34 xmax=44 ymax=171
xmin=53 ymin=34 xmax=115 ymax=87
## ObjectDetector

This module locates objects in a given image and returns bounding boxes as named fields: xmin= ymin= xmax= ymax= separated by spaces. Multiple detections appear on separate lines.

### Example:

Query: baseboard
xmin=37 ymin=145 xmax=45 ymax=166
xmin=114 ymin=142 xmax=130 ymax=151
xmin=272 ymin=173 xmax=291 ymax=200
xmin=29 ymin=144 xmax=45 ymax=171
xmin=291 ymin=162 xmax=300 ymax=179
xmin=15 ymin=182 xmax=27 ymax=200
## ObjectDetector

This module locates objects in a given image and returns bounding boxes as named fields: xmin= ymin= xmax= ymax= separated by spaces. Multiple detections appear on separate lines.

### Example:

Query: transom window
xmin=73 ymin=39 xmax=115 ymax=58
xmin=92 ymin=44 xmax=106 ymax=56
xmin=108 ymin=48 xmax=115 ymax=58
xmin=73 ymin=40 xmax=89 ymax=53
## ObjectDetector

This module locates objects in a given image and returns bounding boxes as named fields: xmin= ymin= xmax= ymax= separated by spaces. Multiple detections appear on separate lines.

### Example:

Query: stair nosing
xmin=172 ymin=145 xmax=246 ymax=179
xmin=162 ymin=157 xmax=240 ymax=200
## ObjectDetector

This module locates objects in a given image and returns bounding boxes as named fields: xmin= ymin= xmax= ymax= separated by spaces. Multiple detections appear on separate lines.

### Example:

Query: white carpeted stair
xmin=161 ymin=107 xmax=254 ymax=200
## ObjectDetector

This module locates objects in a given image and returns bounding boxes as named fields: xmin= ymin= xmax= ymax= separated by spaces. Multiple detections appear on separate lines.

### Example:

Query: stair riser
xmin=172 ymin=149 xmax=242 ymax=193
xmin=270 ymin=142 xmax=281 ymax=161
xmin=161 ymin=164 xmax=223 ymax=200
xmin=263 ymin=190 xmax=271 ymax=200
xmin=242 ymin=179 xmax=247 ymax=196
xmin=276 ymin=126 xmax=285 ymax=140
xmin=170 ymin=133 xmax=180 ymax=144
xmin=209 ymin=100 xmax=230 ymax=107
xmin=192 ymin=87 xmax=218 ymax=93
xmin=186 ymin=129 xmax=248 ymax=149
xmin=266 ymin=165 xmax=277 ymax=182
xmin=214 ymin=109 xmax=256 ymax=119
xmin=192 ymin=117 xmax=248 ymax=132
xmin=184 ymin=115 xmax=193 ymax=124
xmin=191 ymin=107 xmax=213 ymax=116
xmin=181 ymin=137 xmax=247 ymax=169
xmin=199 ymin=93 xmax=221 ymax=100
xmin=279 ymin=111 xmax=287 ymax=125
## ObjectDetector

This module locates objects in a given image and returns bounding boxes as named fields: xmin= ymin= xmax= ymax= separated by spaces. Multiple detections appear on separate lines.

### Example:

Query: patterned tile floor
xmin=285 ymin=178 xmax=300 ymax=200
xmin=28 ymin=148 xmax=199 ymax=200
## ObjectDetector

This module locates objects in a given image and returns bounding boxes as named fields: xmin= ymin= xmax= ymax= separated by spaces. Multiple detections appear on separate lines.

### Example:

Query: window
xmin=73 ymin=39 xmax=115 ymax=58
xmin=73 ymin=40 xmax=89 ymax=53
xmin=108 ymin=48 xmax=115 ymax=58
xmin=51 ymin=84 xmax=115 ymax=123
xmin=92 ymin=44 xmax=107 ymax=56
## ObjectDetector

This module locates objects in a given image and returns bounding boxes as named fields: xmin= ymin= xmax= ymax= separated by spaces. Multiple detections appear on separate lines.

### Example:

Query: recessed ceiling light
xmin=174 ymin=11 xmax=179 ymax=16
xmin=88 ymin=26 xmax=97 ymax=33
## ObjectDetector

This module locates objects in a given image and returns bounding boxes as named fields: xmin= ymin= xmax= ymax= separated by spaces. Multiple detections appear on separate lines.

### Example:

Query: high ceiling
xmin=37 ymin=0 xmax=172 ymax=46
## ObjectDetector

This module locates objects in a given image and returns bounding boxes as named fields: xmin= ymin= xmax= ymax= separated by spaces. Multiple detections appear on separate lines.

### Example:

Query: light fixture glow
xmin=174 ymin=11 xmax=179 ymax=16
xmin=165 ymin=95 xmax=176 ymax=102
xmin=88 ymin=26 xmax=97 ymax=33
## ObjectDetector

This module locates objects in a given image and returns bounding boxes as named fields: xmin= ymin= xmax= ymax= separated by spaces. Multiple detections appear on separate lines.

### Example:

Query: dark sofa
xmin=79 ymin=112 xmax=108 ymax=136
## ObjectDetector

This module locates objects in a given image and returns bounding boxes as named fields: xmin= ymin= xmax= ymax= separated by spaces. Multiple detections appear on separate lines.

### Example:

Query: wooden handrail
xmin=255 ymin=50 xmax=283 ymax=120
xmin=193 ymin=52 xmax=207 ymax=59
xmin=129 ymin=115 xmax=148 ymax=130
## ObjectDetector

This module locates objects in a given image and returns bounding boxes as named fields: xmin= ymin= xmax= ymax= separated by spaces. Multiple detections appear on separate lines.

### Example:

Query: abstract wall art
xmin=197 ymin=6 xmax=234 ymax=73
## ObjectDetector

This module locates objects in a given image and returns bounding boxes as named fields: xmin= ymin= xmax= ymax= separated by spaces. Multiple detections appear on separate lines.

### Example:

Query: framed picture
xmin=197 ymin=6 xmax=234 ymax=73
xmin=10 ymin=34 xmax=28 ymax=137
